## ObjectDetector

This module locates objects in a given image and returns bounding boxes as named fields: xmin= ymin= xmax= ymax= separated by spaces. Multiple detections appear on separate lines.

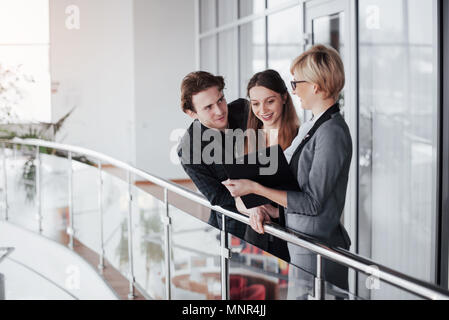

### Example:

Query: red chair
xmin=241 ymin=284 xmax=266 ymax=300
xmin=230 ymin=275 xmax=247 ymax=300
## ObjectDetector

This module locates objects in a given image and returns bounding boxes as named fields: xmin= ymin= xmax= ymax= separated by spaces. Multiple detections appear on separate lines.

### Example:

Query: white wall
xmin=134 ymin=0 xmax=195 ymax=179
xmin=49 ymin=0 xmax=136 ymax=165
xmin=49 ymin=0 xmax=197 ymax=179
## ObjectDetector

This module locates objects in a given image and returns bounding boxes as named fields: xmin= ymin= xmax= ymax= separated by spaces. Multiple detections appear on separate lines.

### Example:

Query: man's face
xmin=188 ymin=86 xmax=228 ymax=130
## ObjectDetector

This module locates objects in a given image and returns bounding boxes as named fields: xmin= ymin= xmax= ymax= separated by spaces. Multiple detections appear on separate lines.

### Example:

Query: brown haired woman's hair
xmin=245 ymin=70 xmax=300 ymax=153
xmin=180 ymin=71 xmax=225 ymax=113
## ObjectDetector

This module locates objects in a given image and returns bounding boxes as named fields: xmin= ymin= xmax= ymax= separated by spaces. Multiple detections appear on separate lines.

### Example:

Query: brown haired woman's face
xmin=249 ymin=86 xmax=285 ymax=128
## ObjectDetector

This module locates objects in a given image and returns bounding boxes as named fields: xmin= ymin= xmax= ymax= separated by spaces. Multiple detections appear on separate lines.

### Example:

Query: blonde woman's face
xmin=249 ymin=86 xmax=285 ymax=128
xmin=292 ymin=70 xmax=315 ymax=110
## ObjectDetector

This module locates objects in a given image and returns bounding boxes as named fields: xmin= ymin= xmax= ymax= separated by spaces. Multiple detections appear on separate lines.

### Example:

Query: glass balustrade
xmin=169 ymin=204 xmax=222 ymax=300
xmin=101 ymin=168 xmax=130 ymax=278
xmin=0 ymin=141 xmax=447 ymax=300
xmin=39 ymin=151 xmax=70 ymax=242
xmin=130 ymin=184 xmax=167 ymax=299
xmin=71 ymin=157 xmax=101 ymax=252
xmin=3 ymin=144 xmax=37 ymax=232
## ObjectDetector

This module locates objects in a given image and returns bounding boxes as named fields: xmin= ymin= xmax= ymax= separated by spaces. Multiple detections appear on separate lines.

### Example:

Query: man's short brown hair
xmin=180 ymin=71 xmax=225 ymax=113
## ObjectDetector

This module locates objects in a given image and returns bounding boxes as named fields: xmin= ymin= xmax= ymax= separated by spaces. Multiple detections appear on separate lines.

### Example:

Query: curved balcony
xmin=0 ymin=138 xmax=448 ymax=300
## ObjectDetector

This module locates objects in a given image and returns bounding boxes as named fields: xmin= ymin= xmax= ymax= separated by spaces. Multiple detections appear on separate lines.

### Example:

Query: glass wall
xmin=199 ymin=0 xmax=444 ymax=298
xmin=239 ymin=18 xmax=266 ymax=97
xmin=239 ymin=0 xmax=265 ymax=18
xmin=358 ymin=0 xmax=438 ymax=299
xmin=199 ymin=0 xmax=302 ymax=103
xmin=218 ymin=29 xmax=239 ymax=101
xmin=267 ymin=5 xmax=301 ymax=102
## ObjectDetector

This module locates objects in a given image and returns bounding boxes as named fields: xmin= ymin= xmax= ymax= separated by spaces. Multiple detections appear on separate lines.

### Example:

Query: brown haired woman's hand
xmin=249 ymin=209 xmax=271 ymax=234
xmin=222 ymin=179 xmax=257 ymax=197
xmin=258 ymin=204 xmax=279 ymax=219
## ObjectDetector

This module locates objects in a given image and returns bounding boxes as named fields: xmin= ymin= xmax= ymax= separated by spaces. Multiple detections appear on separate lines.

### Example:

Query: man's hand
xmin=222 ymin=179 xmax=257 ymax=197
xmin=235 ymin=197 xmax=250 ymax=215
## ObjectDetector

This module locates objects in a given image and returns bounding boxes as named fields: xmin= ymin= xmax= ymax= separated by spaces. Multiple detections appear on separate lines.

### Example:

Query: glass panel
xmin=358 ymin=0 xmax=438 ymax=299
xmin=40 ymin=152 xmax=69 ymax=242
xmin=2 ymin=145 xmax=36 ymax=231
xmin=0 ymin=0 xmax=49 ymax=44
xmin=218 ymin=0 xmax=237 ymax=26
xmin=72 ymin=160 xmax=100 ymax=252
xmin=324 ymin=280 xmax=362 ymax=300
xmin=0 ymin=148 xmax=6 ymax=220
xmin=239 ymin=19 xmax=266 ymax=97
xmin=239 ymin=0 xmax=265 ymax=18
xmin=169 ymin=205 xmax=222 ymax=300
xmin=200 ymin=0 xmax=216 ymax=33
xmin=267 ymin=6 xmax=302 ymax=110
xmin=267 ymin=0 xmax=294 ymax=9
xmin=357 ymin=272 xmax=423 ymax=300
xmin=313 ymin=13 xmax=345 ymax=53
xmin=229 ymin=235 xmax=291 ymax=300
xmin=200 ymin=35 xmax=217 ymax=74
xmin=131 ymin=185 xmax=166 ymax=299
xmin=311 ymin=12 xmax=346 ymax=109
xmin=218 ymin=29 xmax=239 ymax=102
xmin=102 ymin=169 xmax=130 ymax=276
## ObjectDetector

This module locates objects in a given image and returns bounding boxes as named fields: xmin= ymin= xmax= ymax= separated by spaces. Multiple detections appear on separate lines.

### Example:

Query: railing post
xmin=126 ymin=171 xmax=136 ymax=299
xmin=309 ymin=254 xmax=325 ymax=300
xmin=98 ymin=161 xmax=105 ymax=272
xmin=35 ymin=146 xmax=43 ymax=234
xmin=1 ymin=143 xmax=8 ymax=221
xmin=67 ymin=151 xmax=75 ymax=250
xmin=0 ymin=273 xmax=4 ymax=300
xmin=163 ymin=188 xmax=172 ymax=300
xmin=221 ymin=214 xmax=230 ymax=300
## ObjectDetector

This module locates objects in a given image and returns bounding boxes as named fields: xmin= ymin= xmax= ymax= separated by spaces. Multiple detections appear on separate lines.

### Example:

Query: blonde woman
xmin=223 ymin=45 xmax=352 ymax=299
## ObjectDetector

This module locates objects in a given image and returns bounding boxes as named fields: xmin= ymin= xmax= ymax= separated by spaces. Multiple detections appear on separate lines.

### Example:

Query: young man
xmin=177 ymin=71 xmax=248 ymax=238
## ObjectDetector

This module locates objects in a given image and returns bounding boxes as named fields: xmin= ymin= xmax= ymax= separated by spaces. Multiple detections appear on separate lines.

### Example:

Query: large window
xmin=198 ymin=0 xmax=302 ymax=103
xmin=198 ymin=0 xmax=445 ymax=298
xmin=239 ymin=19 xmax=266 ymax=97
xmin=358 ymin=0 xmax=439 ymax=299
xmin=267 ymin=6 xmax=301 ymax=110
xmin=0 ymin=0 xmax=51 ymax=123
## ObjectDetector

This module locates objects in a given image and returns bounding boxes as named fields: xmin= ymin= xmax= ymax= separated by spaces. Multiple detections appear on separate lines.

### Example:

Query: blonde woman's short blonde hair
xmin=290 ymin=44 xmax=345 ymax=100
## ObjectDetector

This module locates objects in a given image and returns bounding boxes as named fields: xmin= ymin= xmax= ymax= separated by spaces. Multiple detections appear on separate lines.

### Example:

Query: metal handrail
xmin=0 ymin=247 xmax=15 ymax=265
xmin=1 ymin=138 xmax=449 ymax=300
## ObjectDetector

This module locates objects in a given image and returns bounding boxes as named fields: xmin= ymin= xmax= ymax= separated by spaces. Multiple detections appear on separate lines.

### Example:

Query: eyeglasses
xmin=290 ymin=80 xmax=308 ymax=90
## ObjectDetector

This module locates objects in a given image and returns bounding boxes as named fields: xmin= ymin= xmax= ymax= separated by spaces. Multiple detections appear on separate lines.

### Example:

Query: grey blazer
xmin=286 ymin=112 xmax=352 ymax=256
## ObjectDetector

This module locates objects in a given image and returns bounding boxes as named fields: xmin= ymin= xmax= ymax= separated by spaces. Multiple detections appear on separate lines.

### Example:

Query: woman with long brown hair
xmin=235 ymin=69 xmax=300 ymax=262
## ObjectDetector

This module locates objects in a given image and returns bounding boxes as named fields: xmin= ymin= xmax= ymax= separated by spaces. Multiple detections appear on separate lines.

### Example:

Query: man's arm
xmin=181 ymin=162 xmax=236 ymax=210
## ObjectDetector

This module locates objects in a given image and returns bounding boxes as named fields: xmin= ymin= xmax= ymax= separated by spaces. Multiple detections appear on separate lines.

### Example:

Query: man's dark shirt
xmin=177 ymin=99 xmax=249 ymax=238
